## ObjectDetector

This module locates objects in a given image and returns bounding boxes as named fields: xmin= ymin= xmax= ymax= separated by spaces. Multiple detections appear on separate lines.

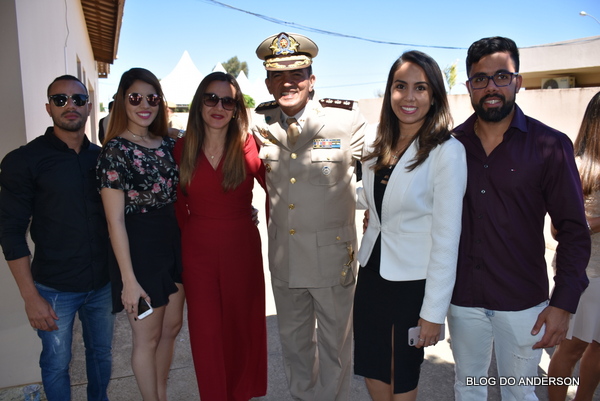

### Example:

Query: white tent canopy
xmin=161 ymin=51 xmax=274 ymax=107
xmin=212 ymin=62 xmax=227 ymax=73
xmin=236 ymin=70 xmax=251 ymax=96
xmin=160 ymin=50 xmax=203 ymax=107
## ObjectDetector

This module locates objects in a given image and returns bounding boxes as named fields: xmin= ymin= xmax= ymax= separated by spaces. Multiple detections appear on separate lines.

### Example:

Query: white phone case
xmin=408 ymin=323 xmax=445 ymax=346
xmin=137 ymin=298 xmax=154 ymax=320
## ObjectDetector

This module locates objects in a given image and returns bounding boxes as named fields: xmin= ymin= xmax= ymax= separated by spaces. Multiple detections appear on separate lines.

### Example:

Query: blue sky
xmin=98 ymin=0 xmax=600 ymax=105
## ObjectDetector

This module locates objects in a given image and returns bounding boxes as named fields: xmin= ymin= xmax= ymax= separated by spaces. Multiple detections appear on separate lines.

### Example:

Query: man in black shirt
xmin=0 ymin=75 xmax=113 ymax=401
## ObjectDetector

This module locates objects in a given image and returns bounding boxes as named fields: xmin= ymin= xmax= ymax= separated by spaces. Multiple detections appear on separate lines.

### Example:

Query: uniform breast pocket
xmin=259 ymin=145 xmax=281 ymax=184
xmin=310 ymin=149 xmax=343 ymax=186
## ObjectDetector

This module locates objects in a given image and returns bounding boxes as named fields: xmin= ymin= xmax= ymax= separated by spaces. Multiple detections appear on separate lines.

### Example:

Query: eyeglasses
xmin=203 ymin=93 xmax=237 ymax=111
xmin=127 ymin=93 xmax=162 ymax=107
xmin=468 ymin=72 xmax=519 ymax=90
xmin=48 ymin=94 xmax=89 ymax=107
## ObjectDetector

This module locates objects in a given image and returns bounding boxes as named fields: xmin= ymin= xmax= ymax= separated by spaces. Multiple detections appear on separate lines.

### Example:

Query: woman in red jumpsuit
xmin=174 ymin=72 xmax=267 ymax=401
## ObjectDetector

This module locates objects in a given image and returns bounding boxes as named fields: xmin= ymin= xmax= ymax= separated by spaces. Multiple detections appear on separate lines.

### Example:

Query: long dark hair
xmin=179 ymin=72 xmax=248 ymax=193
xmin=574 ymin=91 xmax=600 ymax=197
xmin=364 ymin=50 xmax=453 ymax=172
xmin=103 ymin=68 xmax=168 ymax=145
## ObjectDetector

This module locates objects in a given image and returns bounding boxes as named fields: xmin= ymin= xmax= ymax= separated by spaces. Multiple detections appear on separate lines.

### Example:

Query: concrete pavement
xmin=1 ymin=308 xmax=594 ymax=400
xmin=1 ymin=187 xmax=598 ymax=400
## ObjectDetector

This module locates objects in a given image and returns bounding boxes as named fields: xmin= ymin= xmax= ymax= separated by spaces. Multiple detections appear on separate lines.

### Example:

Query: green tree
xmin=444 ymin=61 xmax=458 ymax=94
xmin=222 ymin=56 xmax=249 ymax=78
xmin=243 ymin=94 xmax=255 ymax=108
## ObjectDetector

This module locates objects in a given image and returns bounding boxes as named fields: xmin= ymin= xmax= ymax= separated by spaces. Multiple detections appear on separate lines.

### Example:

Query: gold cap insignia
xmin=256 ymin=32 xmax=318 ymax=71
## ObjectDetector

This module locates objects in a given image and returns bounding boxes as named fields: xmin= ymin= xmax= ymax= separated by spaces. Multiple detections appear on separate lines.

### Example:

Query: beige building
xmin=360 ymin=36 xmax=600 ymax=142
xmin=0 ymin=0 xmax=122 ymax=388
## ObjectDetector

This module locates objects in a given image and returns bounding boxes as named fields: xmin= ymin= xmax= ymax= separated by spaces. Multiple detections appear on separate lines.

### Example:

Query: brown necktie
xmin=286 ymin=117 xmax=300 ymax=147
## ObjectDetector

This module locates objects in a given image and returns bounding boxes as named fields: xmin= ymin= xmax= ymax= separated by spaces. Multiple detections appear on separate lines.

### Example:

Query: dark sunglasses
xmin=127 ymin=93 xmax=162 ymax=107
xmin=203 ymin=93 xmax=237 ymax=111
xmin=48 ymin=94 xmax=89 ymax=107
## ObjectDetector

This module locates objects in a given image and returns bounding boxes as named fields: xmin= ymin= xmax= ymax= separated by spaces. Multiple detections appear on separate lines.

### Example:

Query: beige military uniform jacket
xmin=251 ymin=97 xmax=367 ymax=288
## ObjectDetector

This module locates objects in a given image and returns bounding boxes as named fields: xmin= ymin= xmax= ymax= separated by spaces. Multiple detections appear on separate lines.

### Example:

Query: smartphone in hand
xmin=408 ymin=323 xmax=445 ymax=346
xmin=136 ymin=297 xmax=153 ymax=320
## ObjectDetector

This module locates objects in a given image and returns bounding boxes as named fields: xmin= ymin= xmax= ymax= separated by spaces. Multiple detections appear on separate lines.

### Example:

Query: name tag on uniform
xmin=313 ymin=139 xmax=341 ymax=149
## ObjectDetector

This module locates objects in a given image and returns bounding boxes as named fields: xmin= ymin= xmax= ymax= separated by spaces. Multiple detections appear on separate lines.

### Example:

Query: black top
xmin=0 ymin=127 xmax=109 ymax=292
xmin=96 ymin=136 xmax=179 ymax=215
xmin=363 ymin=163 xmax=395 ymax=272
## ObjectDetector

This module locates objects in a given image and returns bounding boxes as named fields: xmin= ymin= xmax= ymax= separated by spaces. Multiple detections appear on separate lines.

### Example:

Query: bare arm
xmin=588 ymin=216 xmax=600 ymax=234
xmin=7 ymin=256 xmax=58 ymax=331
xmin=100 ymin=188 xmax=148 ymax=315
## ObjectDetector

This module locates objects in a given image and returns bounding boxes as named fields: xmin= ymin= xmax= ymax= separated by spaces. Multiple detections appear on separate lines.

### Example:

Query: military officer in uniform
xmin=251 ymin=32 xmax=368 ymax=401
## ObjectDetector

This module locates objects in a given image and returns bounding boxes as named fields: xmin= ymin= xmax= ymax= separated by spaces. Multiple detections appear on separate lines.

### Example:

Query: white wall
xmin=0 ymin=0 xmax=100 ymax=388
xmin=359 ymin=87 xmax=600 ymax=143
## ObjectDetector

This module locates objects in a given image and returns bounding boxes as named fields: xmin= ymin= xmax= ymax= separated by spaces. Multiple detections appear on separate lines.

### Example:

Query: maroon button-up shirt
xmin=451 ymin=105 xmax=590 ymax=313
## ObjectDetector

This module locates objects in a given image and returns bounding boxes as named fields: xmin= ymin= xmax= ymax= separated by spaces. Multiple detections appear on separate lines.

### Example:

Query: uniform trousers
xmin=272 ymin=276 xmax=354 ymax=401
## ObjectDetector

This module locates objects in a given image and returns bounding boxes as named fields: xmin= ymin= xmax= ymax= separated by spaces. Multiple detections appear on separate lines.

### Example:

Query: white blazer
xmin=357 ymin=128 xmax=467 ymax=323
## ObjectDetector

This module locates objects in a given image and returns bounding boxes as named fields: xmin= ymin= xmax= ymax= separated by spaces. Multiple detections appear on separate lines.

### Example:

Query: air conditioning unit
xmin=541 ymin=76 xmax=575 ymax=89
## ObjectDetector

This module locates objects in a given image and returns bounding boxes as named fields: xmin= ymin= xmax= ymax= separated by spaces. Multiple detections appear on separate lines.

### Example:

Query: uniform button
xmin=484 ymin=164 xmax=489 ymax=168
xmin=289 ymin=229 xmax=296 ymax=235
xmin=475 ymin=264 xmax=481 ymax=270
xmin=327 ymin=157 xmax=331 ymax=161
xmin=291 ymin=153 xmax=297 ymax=159
xmin=265 ymin=153 xmax=269 ymax=158
xmin=290 ymin=178 xmax=296 ymax=184
xmin=480 ymin=189 xmax=486 ymax=194
xmin=289 ymin=204 xmax=295 ymax=210
xmin=336 ymin=236 xmax=341 ymax=241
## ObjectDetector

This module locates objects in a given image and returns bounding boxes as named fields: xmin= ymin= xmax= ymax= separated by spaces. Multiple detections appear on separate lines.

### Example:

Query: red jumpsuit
xmin=175 ymin=136 xmax=267 ymax=400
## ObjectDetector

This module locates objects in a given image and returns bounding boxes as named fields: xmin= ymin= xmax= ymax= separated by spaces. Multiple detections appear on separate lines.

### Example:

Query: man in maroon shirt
xmin=447 ymin=37 xmax=590 ymax=401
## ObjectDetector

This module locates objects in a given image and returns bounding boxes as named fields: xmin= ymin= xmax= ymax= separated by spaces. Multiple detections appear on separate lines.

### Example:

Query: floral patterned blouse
xmin=97 ymin=137 xmax=179 ymax=215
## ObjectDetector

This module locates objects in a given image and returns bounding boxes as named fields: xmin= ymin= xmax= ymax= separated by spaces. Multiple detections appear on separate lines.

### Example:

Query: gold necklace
xmin=389 ymin=148 xmax=402 ymax=169
xmin=203 ymin=145 xmax=223 ymax=161
xmin=127 ymin=128 xmax=149 ymax=139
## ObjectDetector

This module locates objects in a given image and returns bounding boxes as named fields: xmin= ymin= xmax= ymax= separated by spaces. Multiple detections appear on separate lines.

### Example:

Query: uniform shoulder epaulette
xmin=255 ymin=100 xmax=278 ymax=111
xmin=319 ymin=98 xmax=355 ymax=110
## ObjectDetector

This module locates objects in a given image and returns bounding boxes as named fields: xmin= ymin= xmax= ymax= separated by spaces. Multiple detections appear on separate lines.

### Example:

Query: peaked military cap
xmin=256 ymin=32 xmax=319 ymax=71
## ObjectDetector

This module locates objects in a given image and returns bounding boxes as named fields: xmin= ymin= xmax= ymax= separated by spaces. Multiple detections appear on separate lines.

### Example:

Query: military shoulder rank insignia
xmin=319 ymin=98 xmax=355 ymax=110
xmin=255 ymin=100 xmax=278 ymax=112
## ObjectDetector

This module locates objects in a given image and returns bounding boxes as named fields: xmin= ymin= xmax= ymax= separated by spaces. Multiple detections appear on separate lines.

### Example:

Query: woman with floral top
xmin=96 ymin=68 xmax=184 ymax=401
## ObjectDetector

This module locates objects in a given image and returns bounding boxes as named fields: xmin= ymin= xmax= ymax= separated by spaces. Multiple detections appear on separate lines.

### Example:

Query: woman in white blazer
xmin=353 ymin=51 xmax=467 ymax=401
